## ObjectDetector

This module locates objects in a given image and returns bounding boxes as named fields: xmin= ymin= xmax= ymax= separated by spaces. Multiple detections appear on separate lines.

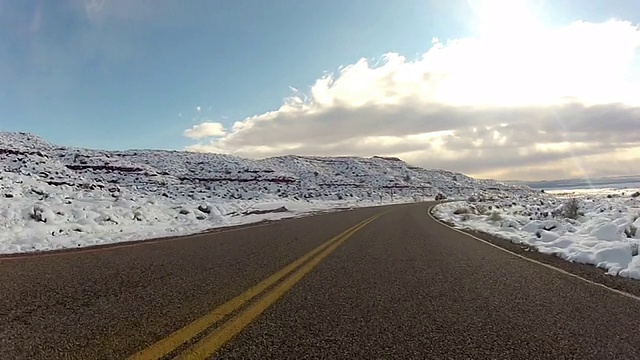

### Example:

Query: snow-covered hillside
xmin=0 ymin=132 xmax=530 ymax=253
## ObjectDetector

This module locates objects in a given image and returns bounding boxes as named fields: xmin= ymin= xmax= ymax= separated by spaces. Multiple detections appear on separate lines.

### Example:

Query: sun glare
xmin=468 ymin=0 xmax=543 ymax=41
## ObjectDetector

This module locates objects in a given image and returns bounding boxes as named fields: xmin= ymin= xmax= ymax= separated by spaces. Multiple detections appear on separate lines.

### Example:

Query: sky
xmin=1 ymin=0 xmax=640 ymax=181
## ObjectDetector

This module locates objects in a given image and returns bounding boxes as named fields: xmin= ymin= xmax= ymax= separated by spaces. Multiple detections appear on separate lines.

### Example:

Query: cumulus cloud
xmin=184 ymin=19 xmax=640 ymax=180
xmin=183 ymin=122 xmax=226 ymax=139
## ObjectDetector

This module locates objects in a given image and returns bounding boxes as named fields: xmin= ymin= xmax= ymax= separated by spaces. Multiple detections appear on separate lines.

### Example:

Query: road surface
xmin=2 ymin=202 xmax=640 ymax=359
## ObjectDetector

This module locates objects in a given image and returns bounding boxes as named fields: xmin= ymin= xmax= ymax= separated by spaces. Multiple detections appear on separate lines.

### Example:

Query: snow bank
xmin=0 ymin=172 xmax=417 ymax=253
xmin=433 ymin=191 xmax=640 ymax=279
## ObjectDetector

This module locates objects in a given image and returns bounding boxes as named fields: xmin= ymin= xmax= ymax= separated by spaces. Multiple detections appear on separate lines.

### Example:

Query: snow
xmin=433 ymin=190 xmax=640 ymax=279
xmin=0 ymin=132 xmax=531 ymax=254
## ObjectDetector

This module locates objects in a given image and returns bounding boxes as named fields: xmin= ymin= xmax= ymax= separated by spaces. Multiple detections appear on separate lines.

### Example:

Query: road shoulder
xmin=429 ymin=206 xmax=640 ymax=299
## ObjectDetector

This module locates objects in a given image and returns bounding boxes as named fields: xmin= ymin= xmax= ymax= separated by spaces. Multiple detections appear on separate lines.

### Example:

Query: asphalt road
xmin=2 ymin=202 xmax=640 ymax=359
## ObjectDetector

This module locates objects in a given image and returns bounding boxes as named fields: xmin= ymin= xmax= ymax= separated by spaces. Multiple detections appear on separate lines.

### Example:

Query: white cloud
xmin=184 ymin=19 xmax=640 ymax=180
xmin=183 ymin=122 xmax=226 ymax=139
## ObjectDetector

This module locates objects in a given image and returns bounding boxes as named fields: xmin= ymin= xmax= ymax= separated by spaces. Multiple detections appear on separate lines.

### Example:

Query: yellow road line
xmin=175 ymin=215 xmax=381 ymax=360
xmin=128 ymin=214 xmax=381 ymax=360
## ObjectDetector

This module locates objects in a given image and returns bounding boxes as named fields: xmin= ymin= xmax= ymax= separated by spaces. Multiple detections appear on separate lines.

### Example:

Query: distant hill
xmin=511 ymin=175 xmax=640 ymax=190
xmin=0 ymin=132 xmax=531 ymax=201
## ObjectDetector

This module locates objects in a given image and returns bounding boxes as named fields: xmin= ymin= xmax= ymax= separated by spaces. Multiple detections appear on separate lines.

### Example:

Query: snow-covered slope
xmin=0 ymin=132 xmax=531 ymax=253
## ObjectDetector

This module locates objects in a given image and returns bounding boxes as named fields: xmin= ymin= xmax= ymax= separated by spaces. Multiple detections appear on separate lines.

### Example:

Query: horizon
xmin=2 ymin=0 xmax=640 ymax=181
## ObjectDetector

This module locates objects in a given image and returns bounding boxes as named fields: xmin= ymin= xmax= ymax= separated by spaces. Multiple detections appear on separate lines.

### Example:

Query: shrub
xmin=30 ymin=205 xmax=46 ymax=223
xmin=488 ymin=211 xmax=502 ymax=222
xmin=435 ymin=193 xmax=447 ymax=201
xmin=560 ymin=198 xmax=580 ymax=220
xmin=475 ymin=205 xmax=488 ymax=215
xmin=198 ymin=204 xmax=212 ymax=214
xmin=453 ymin=207 xmax=471 ymax=215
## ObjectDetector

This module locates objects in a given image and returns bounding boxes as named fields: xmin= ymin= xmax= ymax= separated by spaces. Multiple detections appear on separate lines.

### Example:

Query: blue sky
xmin=2 ymin=0 xmax=469 ymax=149
xmin=2 ymin=0 xmax=640 ymax=180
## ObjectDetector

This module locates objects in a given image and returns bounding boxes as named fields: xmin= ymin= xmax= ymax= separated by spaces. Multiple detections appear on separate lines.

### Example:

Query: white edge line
xmin=427 ymin=204 xmax=640 ymax=303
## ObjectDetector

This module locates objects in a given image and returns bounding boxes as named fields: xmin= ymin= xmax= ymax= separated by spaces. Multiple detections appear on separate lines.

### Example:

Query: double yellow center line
xmin=129 ymin=212 xmax=384 ymax=360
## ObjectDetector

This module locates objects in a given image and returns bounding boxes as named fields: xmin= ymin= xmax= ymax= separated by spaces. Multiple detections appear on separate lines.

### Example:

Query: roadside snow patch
xmin=433 ymin=191 xmax=640 ymax=280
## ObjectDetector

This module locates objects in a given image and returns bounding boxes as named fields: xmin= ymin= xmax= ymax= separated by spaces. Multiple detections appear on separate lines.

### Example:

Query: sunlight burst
xmin=468 ymin=0 xmax=543 ymax=41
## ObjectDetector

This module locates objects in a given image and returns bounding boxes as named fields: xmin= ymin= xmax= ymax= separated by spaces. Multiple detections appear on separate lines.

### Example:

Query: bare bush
xmin=560 ymin=198 xmax=581 ymax=220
